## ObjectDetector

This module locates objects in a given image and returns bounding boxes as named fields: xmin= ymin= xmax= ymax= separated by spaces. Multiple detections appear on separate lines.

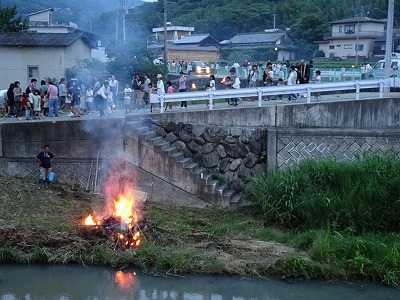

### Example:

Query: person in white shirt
xmin=85 ymin=86 xmax=94 ymax=114
xmin=123 ymin=83 xmax=133 ymax=114
xmin=287 ymin=65 xmax=298 ymax=102
xmin=96 ymin=81 xmax=112 ymax=118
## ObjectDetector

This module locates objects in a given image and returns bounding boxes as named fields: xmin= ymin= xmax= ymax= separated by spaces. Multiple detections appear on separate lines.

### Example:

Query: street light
xmin=163 ymin=0 xmax=168 ymax=79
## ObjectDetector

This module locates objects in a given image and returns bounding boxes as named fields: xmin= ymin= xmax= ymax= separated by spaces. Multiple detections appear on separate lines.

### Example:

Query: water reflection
xmin=0 ymin=265 xmax=399 ymax=300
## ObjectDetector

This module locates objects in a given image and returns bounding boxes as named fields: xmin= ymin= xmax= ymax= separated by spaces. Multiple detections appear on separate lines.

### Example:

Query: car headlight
xmin=196 ymin=66 xmax=201 ymax=73
xmin=206 ymin=67 xmax=210 ymax=73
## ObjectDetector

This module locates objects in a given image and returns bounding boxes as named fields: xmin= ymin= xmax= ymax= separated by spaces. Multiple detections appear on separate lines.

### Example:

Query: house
xmin=151 ymin=24 xmax=194 ymax=43
xmin=148 ymin=25 xmax=220 ymax=63
xmin=373 ymin=34 xmax=400 ymax=58
xmin=0 ymin=8 xmax=100 ymax=87
xmin=315 ymin=17 xmax=386 ymax=59
xmin=221 ymin=30 xmax=297 ymax=61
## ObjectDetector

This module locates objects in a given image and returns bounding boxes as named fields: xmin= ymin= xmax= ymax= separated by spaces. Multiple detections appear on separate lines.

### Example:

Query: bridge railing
xmin=152 ymin=79 xmax=386 ymax=113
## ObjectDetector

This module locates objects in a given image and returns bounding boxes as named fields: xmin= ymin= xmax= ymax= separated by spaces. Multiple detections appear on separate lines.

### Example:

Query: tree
xmin=0 ymin=2 xmax=28 ymax=32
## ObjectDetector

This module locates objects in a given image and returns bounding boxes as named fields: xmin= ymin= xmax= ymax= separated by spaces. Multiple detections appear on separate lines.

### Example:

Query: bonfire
xmin=82 ymin=188 xmax=144 ymax=250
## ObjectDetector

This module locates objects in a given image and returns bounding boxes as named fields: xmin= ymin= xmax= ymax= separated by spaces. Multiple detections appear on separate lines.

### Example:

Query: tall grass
xmin=245 ymin=155 xmax=400 ymax=234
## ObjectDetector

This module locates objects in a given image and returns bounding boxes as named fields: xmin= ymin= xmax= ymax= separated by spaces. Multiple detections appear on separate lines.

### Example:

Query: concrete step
xmin=220 ymin=187 xmax=233 ymax=198
xmin=229 ymin=195 xmax=242 ymax=209
xmin=201 ymin=173 xmax=213 ymax=183
xmin=184 ymin=162 xmax=198 ymax=173
xmin=163 ymin=146 xmax=177 ymax=155
xmin=136 ymin=126 xmax=150 ymax=134
xmin=169 ymin=151 xmax=184 ymax=160
xmin=155 ymin=141 xmax=170 ymax=150
xmin=178 ymin=157 xmax=192 ymax=167
xmin=147 ymin=136 xmax=163 ymax=143
xmin=125 ymin=121 xmax=142 ymax=128
xmin=207 ymin=179 xmax=220 ymax=187
xmin=144 ymin=130 xmax=156 ymax=139
xmin=194 ymin=167 xmax=207 ymax=175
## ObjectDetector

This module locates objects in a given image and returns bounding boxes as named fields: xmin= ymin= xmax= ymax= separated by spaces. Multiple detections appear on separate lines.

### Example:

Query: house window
xmin=381 ymin=45 xmax=386 ymax=50
xmin=329 ymin=45 xmax=335 ymax=49
xmin=344 ymin=25 xmax=355 ymax=33
xmin=358 ymin=24 xmax=362 ymax=32
xmin=28 ymin=66 xmax=39 ymax=80
xmin=339 ymin=26 xmax=343 ymax=33
xmin=344 ymin=44 xmax=352 ymax=49
xmin=337 ymin=45 xmax=341 ymax=47
xmin=356 ymin=44 xmax=364 ymax=51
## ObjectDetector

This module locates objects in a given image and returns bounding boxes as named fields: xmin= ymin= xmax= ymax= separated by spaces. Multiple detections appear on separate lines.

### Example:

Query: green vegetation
xmin=1 ymin=154 xmax=400 ymax=287
xmin=245 ymin=154 xmax=400 ymax=287
xmin=0 ymin=2 xmax=28 ymax=32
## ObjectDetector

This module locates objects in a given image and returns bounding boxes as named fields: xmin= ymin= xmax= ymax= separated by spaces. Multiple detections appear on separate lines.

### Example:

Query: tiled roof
xmin=0 ymin=31 xmax=97 ymax=48
xmin=228 ymin=31 xmax=286 ymax=44
xmin=330 ymin=17 xmax=385 ymax=24
xmin=168 ymin=45 xmax=219 ymax=52
xmin=173 ymin=34 xmax=211 ymax=44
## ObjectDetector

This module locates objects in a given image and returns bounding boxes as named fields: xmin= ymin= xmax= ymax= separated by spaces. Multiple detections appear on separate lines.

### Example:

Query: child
xmin=165 ymin=81 xmax=173 ymax=111
xmin=205 ymin=84 xmax=211 ymax=107
xmin=276 ymin=78 xmax=285 ymax=101
xmin=65 ymin=94 xmax=73 ymax=116
xmin=314 ymin=70 xmax=322 ymax=101
xmin=223 ymin=76 xmax=231 ymax=105
xmin=148 ymin=82 xmax=155 ymax=112
xmin=123 ymin=83 xmax=132 ymax=114
xmin=32 ymin=89 xmax=41 ymax=119
xmin=22 ymin=92 xmax=31 ymax=120
xmin=85 ymin=86 xmax=94 ymax=114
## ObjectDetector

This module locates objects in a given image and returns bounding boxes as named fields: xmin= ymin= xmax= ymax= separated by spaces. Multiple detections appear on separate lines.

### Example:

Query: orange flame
xmin=114 ymin=270 xmax=135 ymax=289
xmin=220 ymin=77 xmax=226 ymax=84
xmin=191 ymin=83 xmax=197 ymax=90
xmin=84 ymin=215 xmax=97 ymax=225
xmin=82 ymin=187 xmax=141 ymax=248
xmin=114 ymin=192 xmax=138 ymax=224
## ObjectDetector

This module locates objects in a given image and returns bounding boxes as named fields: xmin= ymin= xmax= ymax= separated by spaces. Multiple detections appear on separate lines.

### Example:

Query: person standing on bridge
xmin=96 ymin=81 xmax=112 ymax=119
xmin=178 ymin=71 xmax=187 ymax=108
xmin=287 ymin=65 xmax=299 ymax=102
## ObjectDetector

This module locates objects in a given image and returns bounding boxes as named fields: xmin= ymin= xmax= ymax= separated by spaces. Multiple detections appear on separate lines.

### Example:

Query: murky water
xmin=0 ymin=265 xmax=399 ymax=300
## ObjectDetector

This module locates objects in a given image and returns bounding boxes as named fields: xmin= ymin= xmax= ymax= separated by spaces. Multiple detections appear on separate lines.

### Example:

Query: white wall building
xmin=316 ymin=17 xmax=386 ymax=59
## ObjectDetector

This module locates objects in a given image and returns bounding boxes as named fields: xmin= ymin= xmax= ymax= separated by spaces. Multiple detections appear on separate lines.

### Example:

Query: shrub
xmin=245 ymin=155 xmax=400 ymax=234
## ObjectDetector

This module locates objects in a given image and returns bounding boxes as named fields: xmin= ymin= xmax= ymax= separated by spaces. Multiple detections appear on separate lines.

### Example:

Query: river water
xmin=0 ymin=265 xmax=399 ymax=300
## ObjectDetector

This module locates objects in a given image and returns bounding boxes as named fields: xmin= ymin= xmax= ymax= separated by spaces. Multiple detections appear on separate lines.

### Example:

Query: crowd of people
xmin=0 ymin=73 xmax=166 ymax=120
xmin=0 ymin=59 xmax=327 ymax=119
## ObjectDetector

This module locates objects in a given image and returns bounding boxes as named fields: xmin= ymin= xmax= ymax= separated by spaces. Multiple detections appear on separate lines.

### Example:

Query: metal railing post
xmin=306 ymin=85 xmax=311 ymax=103
xmin=258 ymin=88 xmax=262 ymax=107
xmin=379 ymin=79 xmax=384 ymax=98
xmin=209 ymin=92 xmax=213 ymax=110
xmin=355 ymin=81 xmax=360 ymax=100
xmin=160 ymin=94 xmax=164 ymax=113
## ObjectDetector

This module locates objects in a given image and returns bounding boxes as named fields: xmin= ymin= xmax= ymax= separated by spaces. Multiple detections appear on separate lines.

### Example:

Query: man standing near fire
xmin=35 ymin=144 xmax=55 ymax=190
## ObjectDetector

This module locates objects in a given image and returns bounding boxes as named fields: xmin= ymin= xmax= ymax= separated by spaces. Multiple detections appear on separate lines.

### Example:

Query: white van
xmin=373 ymin=58 xmax=400 ymax=79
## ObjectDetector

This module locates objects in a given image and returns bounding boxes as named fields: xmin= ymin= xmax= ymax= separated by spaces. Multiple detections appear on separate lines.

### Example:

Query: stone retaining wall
xmin=152 ymin=121 xmax=267 ymax=194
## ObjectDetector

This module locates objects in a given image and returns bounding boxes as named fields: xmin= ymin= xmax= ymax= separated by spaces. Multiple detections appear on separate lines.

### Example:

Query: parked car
xmin=190 ymin=61 xmax=211 ymax=75
xmin=373 ymin=58 xmax=400 ymax=79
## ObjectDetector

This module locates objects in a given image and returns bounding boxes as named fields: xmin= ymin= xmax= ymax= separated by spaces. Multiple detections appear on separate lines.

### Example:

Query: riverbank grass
xmin=245 ymin=154 xmax=400 ymax=287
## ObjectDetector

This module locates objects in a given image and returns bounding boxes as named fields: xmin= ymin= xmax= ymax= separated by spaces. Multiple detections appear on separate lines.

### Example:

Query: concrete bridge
xmin=1 ymin=92 xmax=399 ymax=208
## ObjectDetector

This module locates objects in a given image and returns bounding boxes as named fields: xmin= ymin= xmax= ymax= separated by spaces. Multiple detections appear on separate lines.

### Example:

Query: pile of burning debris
xmin=81 ymin=188 xmax=146 ymax=250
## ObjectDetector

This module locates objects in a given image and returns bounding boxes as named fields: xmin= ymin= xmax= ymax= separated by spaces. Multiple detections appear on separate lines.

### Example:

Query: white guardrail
xmin=151 ymin=79 xmax=388 ymax=113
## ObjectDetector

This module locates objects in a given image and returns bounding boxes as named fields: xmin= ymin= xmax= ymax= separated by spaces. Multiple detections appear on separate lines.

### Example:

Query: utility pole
xmin=355 ymin=21 xmax=360 ymax=67
xmin=122 ymin=0 xmax=127 ymax=44
xmin=273 ymin=14 xmax=276 ymax=31
xmin=163 ymin=0 xmax=168 ymax=79
xmin=116 ymin=2 xmax=119 ymax=44
xmin=384 ymin=0 xmax=394 ymax=80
